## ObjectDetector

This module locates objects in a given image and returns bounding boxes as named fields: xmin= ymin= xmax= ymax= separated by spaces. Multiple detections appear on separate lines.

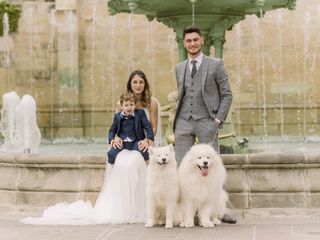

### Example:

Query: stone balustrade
xmin=0 ymin=152 xmax=320 ymax=209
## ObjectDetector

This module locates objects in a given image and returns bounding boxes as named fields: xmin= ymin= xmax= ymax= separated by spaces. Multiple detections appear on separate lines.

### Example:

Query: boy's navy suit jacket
xmin=108 ymin=109 xmax=154 ymax=144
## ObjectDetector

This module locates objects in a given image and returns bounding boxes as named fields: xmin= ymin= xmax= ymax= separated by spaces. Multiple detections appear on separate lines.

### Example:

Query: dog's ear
xmin=168 ymin=144 xmax=174 ymax=153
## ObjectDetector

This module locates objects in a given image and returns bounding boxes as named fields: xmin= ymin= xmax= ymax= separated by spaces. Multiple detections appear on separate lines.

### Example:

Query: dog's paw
xmin=213 ymin=218 xmax=221 ymax=225
xmin=180 ymin=221 xmax=194 ymax=228
xmin=145 ymin=221 xmax=154 ymax=228
xmin=165 ymin=219 xmax=174 ymax=229
xmin=200 ymin=221 xmax=214 ymax=228
xmin=165 ymin=223 xmax=173 ymax=229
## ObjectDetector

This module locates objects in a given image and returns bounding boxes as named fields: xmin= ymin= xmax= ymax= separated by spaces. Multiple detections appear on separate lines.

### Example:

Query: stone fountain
xmin=108 ymin=0 xmax=297 ymax=59
xmin=1 ymin=0 xmax=320 ymax=213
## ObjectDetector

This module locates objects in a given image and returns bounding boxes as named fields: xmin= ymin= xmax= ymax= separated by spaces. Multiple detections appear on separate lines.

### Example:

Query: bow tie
xmin=121 ymin=113 xmax=134 ymax=120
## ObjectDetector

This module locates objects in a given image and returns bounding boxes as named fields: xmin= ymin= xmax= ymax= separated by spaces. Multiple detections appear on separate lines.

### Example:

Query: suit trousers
xmin=107 ymin=141 xmax=149 ymax=164
xmin=174 ymin=116 xmax=219 ymax=164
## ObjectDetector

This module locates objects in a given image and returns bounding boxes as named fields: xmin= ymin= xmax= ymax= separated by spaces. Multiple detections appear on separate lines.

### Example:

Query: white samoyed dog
xmin=145 ymin=144 xmax=179 ymax=228
xmin=178 ymin=144 xmax=228 ymax=228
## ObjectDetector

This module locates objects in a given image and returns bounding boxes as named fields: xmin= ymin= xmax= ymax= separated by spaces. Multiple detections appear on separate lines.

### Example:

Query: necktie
xmin=191 ymin=60 xmax=197 ymax=78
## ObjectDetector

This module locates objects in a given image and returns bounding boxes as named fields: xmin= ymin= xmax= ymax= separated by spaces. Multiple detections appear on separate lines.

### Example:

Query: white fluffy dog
xmin=178 ymin=144 xmax=228 ymax=228
xmin=145 ymin=144 xmax=179 ymax=228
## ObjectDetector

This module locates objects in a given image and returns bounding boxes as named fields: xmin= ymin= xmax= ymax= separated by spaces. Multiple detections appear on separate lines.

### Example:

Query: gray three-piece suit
xmin=173 ymin=54 xmax=233 ymax=163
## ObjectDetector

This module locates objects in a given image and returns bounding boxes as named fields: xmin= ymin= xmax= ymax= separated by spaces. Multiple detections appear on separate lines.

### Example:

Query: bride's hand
xmin=111 ymin=136 xmax=123 ymax=149
xmin=147 ymin=140 xmax=154 ymax=146
xmin=138 ymin=139 xmax=150 ymax=152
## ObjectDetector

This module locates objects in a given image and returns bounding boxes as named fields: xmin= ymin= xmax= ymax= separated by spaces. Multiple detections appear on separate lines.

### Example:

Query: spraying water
xmin=14 ymin=95 xmax=41 ymax=153
xmin=128 ymin=12 xmax=134 ymax=73
xmin=2 ymin=12 xmax=10 ymax=67
xmin=90 ymin=5 xmax=97 ymax=139
xmin=48 ymin=9 xmax=57 ymax=141
xmin=0 ymin=93 xmax=41 ymax=153
xmin=0 ymin=92 xmax=20 ymax=151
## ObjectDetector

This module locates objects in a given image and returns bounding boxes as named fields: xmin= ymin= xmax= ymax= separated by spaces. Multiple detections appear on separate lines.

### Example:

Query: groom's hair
xmin=183 ymin=25 xmax=202 ymax=39
xmin=119 ymin=92 xmax=136 ymax=105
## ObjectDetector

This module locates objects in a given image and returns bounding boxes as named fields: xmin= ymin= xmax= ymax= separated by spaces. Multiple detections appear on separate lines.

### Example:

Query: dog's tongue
xmin=201 ymin=167 xmax=208 ymax=177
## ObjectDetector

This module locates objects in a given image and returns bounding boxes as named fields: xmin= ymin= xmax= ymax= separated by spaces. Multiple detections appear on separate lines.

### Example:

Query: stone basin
xmin=1 ymin=151 xmax=320 ymax=211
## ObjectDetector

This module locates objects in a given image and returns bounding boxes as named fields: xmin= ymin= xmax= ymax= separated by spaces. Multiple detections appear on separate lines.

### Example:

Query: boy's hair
xmin=183 ymin=25 xmax=202 ymax=39
xmin=119 ymin=92 xmax=136 ymax=105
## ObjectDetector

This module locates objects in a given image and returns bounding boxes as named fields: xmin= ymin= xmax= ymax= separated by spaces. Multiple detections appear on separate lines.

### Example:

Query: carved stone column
xmin=175 ymin=35 xmax=187 ymax=61
xmin=201 ymin=32 xmax=212 ymax=56
xmin=209 ymin=22 xmax=226 ymax=59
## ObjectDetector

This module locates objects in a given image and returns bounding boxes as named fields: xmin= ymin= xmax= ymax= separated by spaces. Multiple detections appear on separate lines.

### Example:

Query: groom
xmin=173 ymin=25 xmax=235 ymax=223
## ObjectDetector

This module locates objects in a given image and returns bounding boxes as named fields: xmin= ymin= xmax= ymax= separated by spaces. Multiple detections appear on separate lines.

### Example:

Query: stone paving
xmin=1 ymin=208 xmax=320 ymax=240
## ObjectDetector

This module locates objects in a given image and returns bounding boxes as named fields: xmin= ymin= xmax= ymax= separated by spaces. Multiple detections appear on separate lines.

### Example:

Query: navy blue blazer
xmin=108 ymin=109 xmax=154 ymax=143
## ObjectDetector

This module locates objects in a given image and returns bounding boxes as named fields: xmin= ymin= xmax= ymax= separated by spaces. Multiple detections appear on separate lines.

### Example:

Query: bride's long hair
xmin=126 ymin=70 xmax=152 ymax=108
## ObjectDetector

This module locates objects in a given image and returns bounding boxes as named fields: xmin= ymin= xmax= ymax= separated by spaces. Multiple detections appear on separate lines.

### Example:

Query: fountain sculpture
xmin=0 ymin=92 xmax=41 ymax=153
xmin=108 ymin=0 xmax=297 ymax=60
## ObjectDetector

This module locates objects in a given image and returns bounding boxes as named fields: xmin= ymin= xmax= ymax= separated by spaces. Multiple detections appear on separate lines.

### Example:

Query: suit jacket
xmin=173 ymin=55 xmax=233 ymax=131
xmin=108 ymin=109 xmax=154 ymax=143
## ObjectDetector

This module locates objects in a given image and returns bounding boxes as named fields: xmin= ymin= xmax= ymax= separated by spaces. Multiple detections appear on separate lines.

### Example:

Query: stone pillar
xmin=211 ymin=35 xmax=225 ymax=59
xmin=175 ymin=35 xmax=187 ymax=61
xmin=202 ymin=38 xmax=212 ymax=56
xmin=55 ymin=1 xmax=79 ymax=106
xmin=201 ymin=31 xmax=212 ymax=56
xmin=209 ymin=22 xmax=226 ymax=59
xmin=54 ymin=0 xmax=83 ymax=138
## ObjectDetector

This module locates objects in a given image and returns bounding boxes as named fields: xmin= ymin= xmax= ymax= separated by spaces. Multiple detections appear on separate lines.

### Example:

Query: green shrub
xmin=0 ymin=1 xmax=21 ymax=36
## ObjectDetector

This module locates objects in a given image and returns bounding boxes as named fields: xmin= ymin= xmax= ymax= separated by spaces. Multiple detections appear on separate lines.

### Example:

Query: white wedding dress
xmin=21 ymin=99 xmax=161 ymax=225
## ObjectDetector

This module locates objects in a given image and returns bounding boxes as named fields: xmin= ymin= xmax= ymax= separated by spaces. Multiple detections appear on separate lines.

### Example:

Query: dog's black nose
xmin=162 ymin=158 xmax=166 ymax=162
xmin=203 ymin=161 xmax=208 ymax=165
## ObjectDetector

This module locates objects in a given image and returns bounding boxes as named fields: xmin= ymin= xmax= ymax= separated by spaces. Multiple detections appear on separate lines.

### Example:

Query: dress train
xmin=21 ymin=150 xmax=147 ymax=225
xmin=94 ymin=150 xmax=146 ymax=224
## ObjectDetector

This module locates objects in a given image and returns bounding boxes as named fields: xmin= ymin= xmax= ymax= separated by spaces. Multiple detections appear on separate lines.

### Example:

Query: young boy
xmin=107 ymin=92 xmax=154 ymax=164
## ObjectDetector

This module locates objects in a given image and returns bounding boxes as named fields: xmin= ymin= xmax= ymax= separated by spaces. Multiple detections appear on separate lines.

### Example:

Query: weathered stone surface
xmin=248 ymin=168 xmax=306 ymax=192
xmin=225 ymin=168 xmax=248 ymax=192
xmin=309 ymin=193 xmax=320 ymax=208
xmin=0 ymin=166 xmax=18 ymax=190
xmin=228 ymin=193 xmax=249 ymax=209
xmin=1 ymin=152 xmax=320 ymax=209
xmin=305 ymin=168 xmax=320 ymax=191
xmin=0 ymin=190 xmax=15 ymax=205
xmin=249 ymin=193 xmax=307 ymax=208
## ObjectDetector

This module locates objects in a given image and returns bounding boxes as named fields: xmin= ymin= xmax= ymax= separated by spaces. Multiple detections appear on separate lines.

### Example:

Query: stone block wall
xmin=1 ymin=152 xmax=320 ymax=209
xmin=224 ymin=153 xmax=320 ymax=209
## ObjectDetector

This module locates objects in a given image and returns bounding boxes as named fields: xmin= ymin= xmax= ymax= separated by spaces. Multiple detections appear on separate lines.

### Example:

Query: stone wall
xmin=1 ymin=152 xmax=320 ymax=209
xmin=0 ymin=0 xmax=319 ymax=140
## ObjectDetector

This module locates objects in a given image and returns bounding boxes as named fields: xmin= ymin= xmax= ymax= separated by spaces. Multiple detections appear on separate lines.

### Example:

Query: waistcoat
xmin=118 ymin=117 xmax=137 ymax=141
xmin=178 ymin=63 xmax=210 ymax=120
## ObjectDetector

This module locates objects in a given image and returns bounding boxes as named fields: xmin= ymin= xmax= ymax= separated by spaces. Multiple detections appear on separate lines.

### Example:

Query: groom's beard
xmin=187 ymin=49 xmax=201 ymax=57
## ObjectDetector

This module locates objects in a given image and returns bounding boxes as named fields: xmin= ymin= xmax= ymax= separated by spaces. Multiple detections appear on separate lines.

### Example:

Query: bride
xmin=21 ymin=70 xmax=161 ymax=225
